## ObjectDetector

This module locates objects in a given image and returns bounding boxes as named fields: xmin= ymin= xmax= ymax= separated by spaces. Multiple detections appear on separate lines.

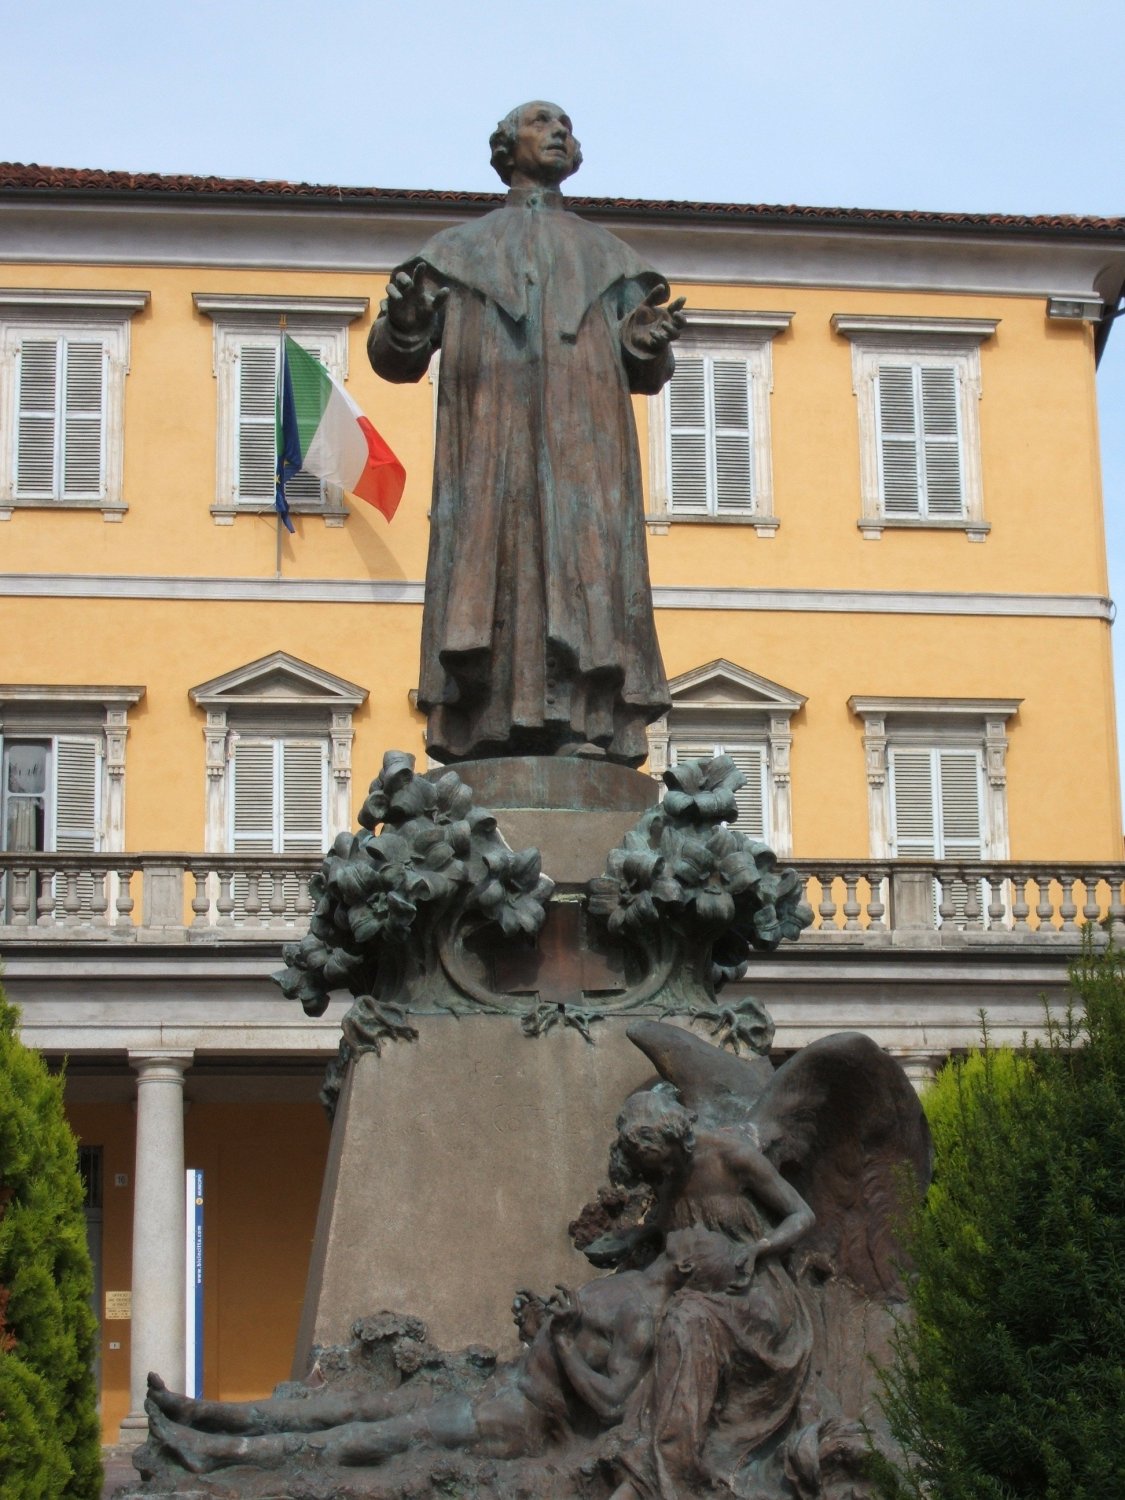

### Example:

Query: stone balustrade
xmin=2 ymin=852 xmax=1124 ymax=947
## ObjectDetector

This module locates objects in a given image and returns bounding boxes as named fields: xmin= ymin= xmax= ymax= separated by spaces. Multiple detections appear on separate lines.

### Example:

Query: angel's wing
xmin=626 ymin=1019 xmax=774 ymax=1129
xmin=751 ymin=1032 xmax=931 ymax=1299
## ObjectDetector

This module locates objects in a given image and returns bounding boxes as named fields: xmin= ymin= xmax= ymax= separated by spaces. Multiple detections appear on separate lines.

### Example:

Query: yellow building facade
xmin=1 ymin=166 xmax=1124 ymax=1442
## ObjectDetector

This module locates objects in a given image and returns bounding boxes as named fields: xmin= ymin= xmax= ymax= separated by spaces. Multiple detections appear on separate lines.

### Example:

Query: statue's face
xmin=667 ymin=1230 xmax=752 ymax=1293
xmin=621 ymin=1121 xmax=683 ymax=1177
xmin=510 ymin=101 xmax=579 ymax=185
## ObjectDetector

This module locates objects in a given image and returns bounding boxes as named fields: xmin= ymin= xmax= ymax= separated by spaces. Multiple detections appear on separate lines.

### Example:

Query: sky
xmin=5 ymin=0 xmax=1125 ymax=787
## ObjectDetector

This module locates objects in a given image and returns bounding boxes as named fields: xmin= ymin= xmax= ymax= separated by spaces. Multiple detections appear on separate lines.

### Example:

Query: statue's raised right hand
xmin=383 ymin=264 xmax=449 ymax=338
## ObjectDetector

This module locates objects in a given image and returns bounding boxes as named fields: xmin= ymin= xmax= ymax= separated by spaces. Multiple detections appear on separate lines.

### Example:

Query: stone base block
xmin=293 ymin=1012 xmax=656 ymax=1377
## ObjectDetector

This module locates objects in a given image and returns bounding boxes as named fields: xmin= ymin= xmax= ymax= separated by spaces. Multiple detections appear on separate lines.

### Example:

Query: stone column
xmin=119 ymin=1050 xmax=193 ymax=1446
xmin=895 ymin=1049 xmax=944 ymax=1094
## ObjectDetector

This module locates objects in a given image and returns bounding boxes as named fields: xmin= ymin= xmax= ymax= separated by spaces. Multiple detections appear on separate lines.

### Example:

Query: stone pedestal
xmin=293 ymin=1014 xmax=656 ymax=1375
xmin=448 ymin=756 xmax=658 ymax=884
xmin=294 ymin=758 xmax=662 ymax=1375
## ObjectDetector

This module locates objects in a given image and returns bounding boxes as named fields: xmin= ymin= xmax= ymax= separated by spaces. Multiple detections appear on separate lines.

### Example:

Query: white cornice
xmin=831 ymin=314 xmax=999 ymax=342
xmin=682 ymin=309 xmax=794 ymax=333
xmin=192 ymin=292 xmax=368 ymax=321
xmin=0 ymin=287 xmax=149 ymax=314
xmin=848 ymin=696 xmax=1022 ymax=720
xmin=2 ymin=202 xmax=1123 ymax=305
xmin=0 ymin=683 xmax=145 ymax=705
xmin=0 ymin=574 xmax=1112 ymax=621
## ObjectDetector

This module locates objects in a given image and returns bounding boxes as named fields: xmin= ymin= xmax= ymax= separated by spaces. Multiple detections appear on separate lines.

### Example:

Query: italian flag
xmin=275 ymin=335 xmax=405 ymax=529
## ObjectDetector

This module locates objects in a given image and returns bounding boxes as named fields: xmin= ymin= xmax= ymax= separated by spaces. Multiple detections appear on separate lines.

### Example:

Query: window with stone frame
xmin=832 ymin=314 xmax=998 ymax=541
xmin=647 ymin=311 xmax=791 ymax=536
xmin=0 ymin=686 xmax=143 ymax=921
xmin=192 ymin=294 xmax=368 ymax=526
xmin=850 ymin=696 xmax=1021 ymax=930
xmin=0 ymin=290 xmax=147 ymax=521
xmin=190 ymin=652 xmax=367 ymax=922
xmin=647 ymin=660 xmax=805 ymax=856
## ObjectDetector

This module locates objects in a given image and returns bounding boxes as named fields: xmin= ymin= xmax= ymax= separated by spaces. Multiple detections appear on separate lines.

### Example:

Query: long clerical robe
xmin=368 ymin=185 xmax=673 ymax=766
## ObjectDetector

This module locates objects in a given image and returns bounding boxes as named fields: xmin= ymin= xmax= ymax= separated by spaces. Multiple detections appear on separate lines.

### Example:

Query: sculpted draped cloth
xmin=368 ymin=186 xmax=673 ymax=766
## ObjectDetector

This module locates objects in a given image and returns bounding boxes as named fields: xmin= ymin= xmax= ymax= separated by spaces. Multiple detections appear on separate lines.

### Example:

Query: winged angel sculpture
xmin=136 ymin=1015 xmax=929 ymax=1500
xmin=576 ymin=1020 xmax=932 ymax=1499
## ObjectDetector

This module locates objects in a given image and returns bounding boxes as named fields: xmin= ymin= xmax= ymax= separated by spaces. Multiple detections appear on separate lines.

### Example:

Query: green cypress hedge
xmin=0 ymin=983 xmax=101 ymax=1499
xmin=875 ymin=942 xmax=1125 ymax=1499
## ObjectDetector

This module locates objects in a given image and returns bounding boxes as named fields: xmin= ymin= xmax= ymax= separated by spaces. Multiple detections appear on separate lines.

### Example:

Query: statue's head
xmin=611 ymin=1085 xmax=696 ymax=1185
xmin=665 ymin=1227 xmax=752 ymax=1294
xmin=490 ymin=101 xmax=583 ymax=187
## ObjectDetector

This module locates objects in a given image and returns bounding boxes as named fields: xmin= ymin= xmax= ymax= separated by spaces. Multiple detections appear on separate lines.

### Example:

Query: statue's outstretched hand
xmin=626 ymin=289 xmax=687 ymax=356
xmin=546 ymin=1285 xmax=580 ymax=1337
xmin=383 ymin=264 xmax=448 ymax=338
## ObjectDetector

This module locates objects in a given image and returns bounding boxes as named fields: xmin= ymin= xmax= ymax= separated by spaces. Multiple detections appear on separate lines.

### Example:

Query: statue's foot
xmin=146 ymin=1401 xmax=220 ymax=1475
xmin=146 ymin=1373 xmax=196 ymax=1425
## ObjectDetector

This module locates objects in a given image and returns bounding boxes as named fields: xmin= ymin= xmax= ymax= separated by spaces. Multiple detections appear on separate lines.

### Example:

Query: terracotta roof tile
xmin=2 ymin=161 xmax=1123 ymax=237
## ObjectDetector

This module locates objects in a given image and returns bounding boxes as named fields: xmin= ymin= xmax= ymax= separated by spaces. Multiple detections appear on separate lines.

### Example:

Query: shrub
xmin=0 ymin=982 xmax=101 ymax=1499
xmin=875 ymin=943 xmax=1125 ymax=1499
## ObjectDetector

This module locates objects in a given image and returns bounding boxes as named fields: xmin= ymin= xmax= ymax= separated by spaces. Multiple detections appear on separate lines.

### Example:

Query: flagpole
xmin=276 ymin=316 xmax=287 ymax=581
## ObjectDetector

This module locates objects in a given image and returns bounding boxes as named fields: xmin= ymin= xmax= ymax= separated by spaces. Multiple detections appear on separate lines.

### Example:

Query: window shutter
xmin=711 ymin=359 xmax=753 ymax=513
xmin=236 ymin=341 xmax=323 ymax=505
xmin=53 ymin=736 xmax=100 ymax=853
xmin=51 ymin=736 xmax=100 ymax=917
xmin=876 ymin=364 xmax=921 ymax=516
xmin=279 ymin=741 xmax=327 ymax=855
xmin=890 ymin=749 xmax=936 ymax=856
xmin=236 ymin=347 xmax=279 ymax=502
xmin=15 ymin=339 xmax=59 ymax=497
xmin=725 ymin=744 xmax=768 ymax=840
xmin=936 ymin=750 xmax=983 ymax=857
xmin=61 ymin=341 xmax=106 ymax=497
xmin=231 ymin=739 xmax=277 ymax=854
xmin=668 ymin=356 xmax=709 ymax=513
xmin=919 ymin=366 xmax=964 ymax=515
xmin=670 ymin=740 xmax=769 ymax=842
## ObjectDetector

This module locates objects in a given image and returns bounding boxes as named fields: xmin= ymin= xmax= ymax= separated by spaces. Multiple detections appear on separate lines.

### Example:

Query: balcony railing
xmin=2 ymin=852 xmax=1124 ymax=947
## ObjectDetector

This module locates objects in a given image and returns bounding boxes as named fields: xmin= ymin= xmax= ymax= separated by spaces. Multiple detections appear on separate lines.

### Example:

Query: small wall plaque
xmin=104 ymin=1290 xmax=132 ymax=1320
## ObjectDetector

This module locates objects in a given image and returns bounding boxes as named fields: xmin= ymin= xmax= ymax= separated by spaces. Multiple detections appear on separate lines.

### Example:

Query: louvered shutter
xmin=236 ymin=341 xmax=323 ymax=505
xmin=889 ymin=749 xmax=937 ymax=856
xmin=53 ymin=737 xmax=100 ymax=853
xmin=52 ymin=736 xmax=100 ymax=915
xmin=919 ymin=366 xmax=963 ymax=515
xmin=668 ymin=356 xmax=709 ymax=513
xmin=724 ymin=744 xmax=768 ymax=841
xmin=279 ymin=742 xmax=327 ymax=856
xmin=15 ymin=339 xmax=60 ymax=497
xmin=231 ymin=740 xmax=277 ymax=855
xmin=937 ymin=750 xmax=983 ymax=858
xmin=876 ymin=365 xmax=922 ymax=516
xmin=711 ymin=359 xmax=753 ymax=513
xmin=61 ymin=342 xmax=106 ymax=496
xmin=670 ymin=740 xmax=769 ymax=842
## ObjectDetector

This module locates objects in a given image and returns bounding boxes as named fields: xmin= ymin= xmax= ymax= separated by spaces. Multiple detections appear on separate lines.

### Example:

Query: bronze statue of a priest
xmin=368 ymin=101 xmax=685 ymax=766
